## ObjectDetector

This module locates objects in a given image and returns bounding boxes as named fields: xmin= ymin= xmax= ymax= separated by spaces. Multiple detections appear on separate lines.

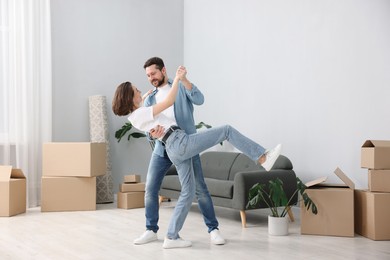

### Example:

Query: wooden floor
xmin=0 ymin=201 xmax=389 ymax=260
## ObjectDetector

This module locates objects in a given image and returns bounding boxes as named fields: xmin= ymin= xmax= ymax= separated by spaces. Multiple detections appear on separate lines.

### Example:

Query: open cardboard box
xmin=361 ymin=140 xmax=390 ymax=169
xmin=0 ymin=166 xmax=26 ymax=217
xmin=301 ymin=167 xmax=355 ymax=237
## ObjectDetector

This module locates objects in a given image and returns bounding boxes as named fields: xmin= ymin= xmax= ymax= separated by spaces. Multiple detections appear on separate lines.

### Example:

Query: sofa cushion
xmin=161 ymin=176 xmax=234 ymax=199
xmin=200 ymin=151 xmax=240 ymax=180
xmin=204 ymin=178 xmax=234 ymax=199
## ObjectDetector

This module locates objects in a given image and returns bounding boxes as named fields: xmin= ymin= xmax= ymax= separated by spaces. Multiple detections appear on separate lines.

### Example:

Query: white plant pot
xmin=268 ymin=215 xmax=289 ymax=236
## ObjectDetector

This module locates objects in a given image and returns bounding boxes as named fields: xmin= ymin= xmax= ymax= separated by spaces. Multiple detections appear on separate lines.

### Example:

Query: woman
xmin=112 ymin=66 xmax=281 ymax=249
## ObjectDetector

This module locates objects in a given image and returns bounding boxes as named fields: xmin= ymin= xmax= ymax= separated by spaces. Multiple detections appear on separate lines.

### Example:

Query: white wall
xmin=51 ymin=0 xmax=390 ymax=192
xmin=184 ymin=0 xmax=390 ymax=187
xmin=51 ymin=0 xmax=184 ymax=191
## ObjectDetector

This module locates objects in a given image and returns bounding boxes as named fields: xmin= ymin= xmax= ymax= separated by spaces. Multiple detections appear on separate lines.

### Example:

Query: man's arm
xmin=183 ymin=83 xmax=204 ymax=106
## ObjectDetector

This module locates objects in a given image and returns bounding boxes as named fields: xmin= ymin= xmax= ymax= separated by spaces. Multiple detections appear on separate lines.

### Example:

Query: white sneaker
xmin=162 ymin=237 xmax=192 ymax=249
xmin=210 ymin=229 xmax=225 ymax=245
xmin=134 ymin=230 xmax=158 ymax=245
xmin=261 ymin=144 xmax=282 ymax=171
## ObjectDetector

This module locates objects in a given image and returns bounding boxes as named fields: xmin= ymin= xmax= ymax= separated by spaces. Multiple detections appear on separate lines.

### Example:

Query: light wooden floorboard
xmin=0 ymin=201 xmax=389 ymax=260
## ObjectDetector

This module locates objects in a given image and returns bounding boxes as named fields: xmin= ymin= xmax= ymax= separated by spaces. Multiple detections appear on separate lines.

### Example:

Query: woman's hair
xmin=112 ymin=81 xmax=134 ymax=116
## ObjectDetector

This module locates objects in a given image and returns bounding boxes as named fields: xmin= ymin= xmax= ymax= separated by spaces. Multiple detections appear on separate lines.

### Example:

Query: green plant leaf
xmin=115 ymin=122 xmax=146 ymax=143
xmin=297 ymin=177 xmax=318 ymax=215
xmin=246 ymin=176 xmax=318 ymax=218
xmin=115 ymin=122 xmax=133 ymax=142
xmin=127 ymin=132 xmax=147 ymax=141
xmin=195 ymin=122 xmax=212 ymax=129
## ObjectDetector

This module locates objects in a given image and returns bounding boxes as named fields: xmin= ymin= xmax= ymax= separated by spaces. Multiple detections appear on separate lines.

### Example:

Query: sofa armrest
xmin=232 ymin=169 xmax=297 ymax=210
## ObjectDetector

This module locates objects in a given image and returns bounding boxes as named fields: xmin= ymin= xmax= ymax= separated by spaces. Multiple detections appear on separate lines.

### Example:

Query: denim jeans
xmin=144 ymin=151 xmax=219 ymax=234
xmin=165 ymin=125 xmax=266 ymax=239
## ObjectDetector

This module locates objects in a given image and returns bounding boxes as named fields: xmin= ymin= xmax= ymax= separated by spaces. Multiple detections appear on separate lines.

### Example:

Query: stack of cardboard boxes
xmin=301 ymin=140 xmax=390 ymax=240
xmin=117 ymin=174 xmax=145 ymax=209
xmin=41 ymin=142 xmax=106 ymax=212
xmin=356 ymin=140 xmax=390 ymax=240
xmin=0 ymin=166 xmax=26 ymax=217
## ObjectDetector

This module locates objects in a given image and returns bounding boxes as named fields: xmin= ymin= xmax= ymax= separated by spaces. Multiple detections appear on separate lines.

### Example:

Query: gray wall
xmin=184 ymin=0 xmax=390 ymax=188
xmin=52 ymin=0 xmax=390 ymax=193
xmin=51 ymin=0 xmax=184 ymax=191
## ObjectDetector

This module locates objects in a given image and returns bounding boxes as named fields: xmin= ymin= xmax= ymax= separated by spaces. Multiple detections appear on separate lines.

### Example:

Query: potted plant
xmin=246 ymin=177 xmax=318 ymax=236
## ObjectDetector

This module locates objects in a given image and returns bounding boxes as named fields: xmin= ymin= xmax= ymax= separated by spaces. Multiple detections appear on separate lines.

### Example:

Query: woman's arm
xmin=152 ymin=66 xmax=187 ymax=117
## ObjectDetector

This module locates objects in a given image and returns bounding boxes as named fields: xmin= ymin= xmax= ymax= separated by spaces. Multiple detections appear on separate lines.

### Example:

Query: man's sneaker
xmin=261 ymin=144 xmax=282 ymax=171
xmin=162 ymin=237 xmax=192 ymax=249
xmin=210 ymin=229 xmax=225 ymax=245
xmin=133 ymin=230 xmax=158 ymax=245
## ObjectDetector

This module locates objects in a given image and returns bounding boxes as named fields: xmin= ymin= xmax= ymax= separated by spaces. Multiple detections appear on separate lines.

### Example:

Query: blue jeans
xmin=165 ymin=125 xmax=266 ymax=239
xmin=144 ymin=151 xmax=219 ymax=234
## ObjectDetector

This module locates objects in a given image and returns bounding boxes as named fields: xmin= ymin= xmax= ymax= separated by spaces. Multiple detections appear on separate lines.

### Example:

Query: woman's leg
xmin=166 ymin=158 xmax=196 ymax=240
xmin=166 ymin=125 xmax=266 ymax=165
xmin=192 ymin=154 xmax=219 ymax=233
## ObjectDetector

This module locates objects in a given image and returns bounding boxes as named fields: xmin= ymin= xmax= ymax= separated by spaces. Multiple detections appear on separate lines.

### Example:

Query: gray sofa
xmin=159 ymin=151 xmax=298 ymax=227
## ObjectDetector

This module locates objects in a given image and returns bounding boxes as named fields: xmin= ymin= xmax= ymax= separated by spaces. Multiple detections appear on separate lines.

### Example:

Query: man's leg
xmin=134 ymin=152 xmax=172 ymax=245
xmin=192 ymin=155 xmax=225 ymax=245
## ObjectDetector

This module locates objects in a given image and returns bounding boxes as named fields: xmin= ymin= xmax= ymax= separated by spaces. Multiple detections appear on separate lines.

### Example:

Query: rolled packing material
xmin=89 ymin=95 xmax=114 ymax=203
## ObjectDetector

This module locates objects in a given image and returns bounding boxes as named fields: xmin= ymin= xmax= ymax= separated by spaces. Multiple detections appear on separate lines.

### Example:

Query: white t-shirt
xmin=128 ymin=106 xmax=177 ymax=133
xmin=155 ymin=84 xmax=176 ymax=122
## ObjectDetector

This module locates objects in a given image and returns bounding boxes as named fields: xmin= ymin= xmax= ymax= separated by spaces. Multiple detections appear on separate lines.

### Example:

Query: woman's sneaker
xmin=163 ymin=237 xmax=192 ymax=249
xmin=261 ymin=144 xmax=282 ymax=171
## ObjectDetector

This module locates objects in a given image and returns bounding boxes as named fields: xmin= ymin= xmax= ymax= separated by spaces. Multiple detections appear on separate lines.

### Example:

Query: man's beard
xmin=154 ymin=75 xmax=166 ymax=87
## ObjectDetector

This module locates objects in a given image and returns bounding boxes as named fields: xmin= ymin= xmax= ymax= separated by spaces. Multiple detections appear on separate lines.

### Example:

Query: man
xmin=134 ymin=57 xmax=225 ymax=248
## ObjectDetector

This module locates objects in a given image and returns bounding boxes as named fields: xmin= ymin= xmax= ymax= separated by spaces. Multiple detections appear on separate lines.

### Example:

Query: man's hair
xmin=112 ymin=81 xmax=135 ymax=116
xmin=143 ymin=57 xmax=165 ymax=70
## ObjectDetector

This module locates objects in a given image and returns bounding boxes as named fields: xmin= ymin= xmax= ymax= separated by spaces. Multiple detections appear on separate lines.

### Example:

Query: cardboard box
xmin=41 ymin=176 xmax=96 ymax=212
xmin=361 ymin=140 xmax=390 ymax=169
xmin=120 ymin=182 xmax=145 ymax=193
xmin=42 ymin=142 xmax=106 ymax=177
xmin=124 ymin=174 xmax=141 ymax=183
xmin=0 ymin=166 xmax=26 ymax=217
xmin=355 ymin=189 xmax=390 ymax=240
xmin=368 ymin=170 xmax=390 ymax=192
xmin=301 ymin=168 xmax=355 ymax=237
xmin=117 ymin=192 xmax=145 ymax=209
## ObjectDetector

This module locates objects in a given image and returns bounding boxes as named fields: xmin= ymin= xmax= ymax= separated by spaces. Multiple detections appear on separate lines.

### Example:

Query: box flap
xmin=305 ymin=176 xmax=327 ymax=187
xmin=11 ymin=169 xmax=25 ymax=179
xmin=334 ymin=167 xmax=355 ymax=189
xmin=362 ymin=140 xmax=390 ymax=148
xmin=0 ymin=165 xmax=13 ymax=181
